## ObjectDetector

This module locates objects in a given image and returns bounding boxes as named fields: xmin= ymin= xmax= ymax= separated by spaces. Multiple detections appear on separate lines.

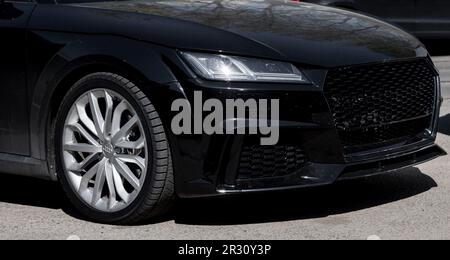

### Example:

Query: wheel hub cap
xmin=102 ymin=140 xmax=115 ymax=158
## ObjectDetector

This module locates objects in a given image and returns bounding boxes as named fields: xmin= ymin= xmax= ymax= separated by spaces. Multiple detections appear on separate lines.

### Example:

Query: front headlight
xmin=181 ymin=52 xmax=309 ymax=83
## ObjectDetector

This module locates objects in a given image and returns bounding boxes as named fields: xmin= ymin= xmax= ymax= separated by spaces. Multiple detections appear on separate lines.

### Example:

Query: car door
xmin=354 ymin=0 xmax=416 ymax=32
xmin=416 ymin=0 xmax=450 ymax=38
xmin=0 ymin=0 xmax=35 ymax=155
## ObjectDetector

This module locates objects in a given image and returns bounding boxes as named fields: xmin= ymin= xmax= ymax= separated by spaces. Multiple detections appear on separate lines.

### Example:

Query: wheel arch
xmin=29 ymin=36 xmax=185 ymax=180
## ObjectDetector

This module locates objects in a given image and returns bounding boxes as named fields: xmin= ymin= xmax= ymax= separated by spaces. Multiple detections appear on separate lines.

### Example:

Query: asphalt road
xmin=0 ymin=57 xmax=450 ymax=240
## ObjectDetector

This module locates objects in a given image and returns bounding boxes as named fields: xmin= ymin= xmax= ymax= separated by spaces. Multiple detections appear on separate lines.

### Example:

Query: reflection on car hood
xmin=71 ymin=0 xmax=427 ymax=67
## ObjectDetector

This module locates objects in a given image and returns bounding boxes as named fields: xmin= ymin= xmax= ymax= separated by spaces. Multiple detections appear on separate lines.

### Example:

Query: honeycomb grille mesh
xmin=238 ymin=146 xmax=308 ymax=180
xmin=324 ymin=59 xmax=436 ymax=152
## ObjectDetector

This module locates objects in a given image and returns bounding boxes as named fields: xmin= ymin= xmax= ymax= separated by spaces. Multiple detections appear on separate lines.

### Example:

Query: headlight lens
xmin=181 ymin=52 xmax=308 ymax=83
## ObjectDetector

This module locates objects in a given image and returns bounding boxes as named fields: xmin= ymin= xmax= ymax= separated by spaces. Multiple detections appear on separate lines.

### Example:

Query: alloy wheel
xmin=62 ymin=89 xmax=148 ymax=212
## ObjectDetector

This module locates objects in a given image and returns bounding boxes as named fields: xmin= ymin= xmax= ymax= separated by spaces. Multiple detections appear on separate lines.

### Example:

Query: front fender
xmin=29 ymin=33 xmax=188 ymax=166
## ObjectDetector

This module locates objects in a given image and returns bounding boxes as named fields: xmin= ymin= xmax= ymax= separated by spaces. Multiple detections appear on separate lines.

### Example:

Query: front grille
xmin=339 ymin=116 xmax=431 ymax=150
xmin=324 ymin=59 xmax=437 ymax=153
xmin=238 ymin=145 xmax=308 ymax=180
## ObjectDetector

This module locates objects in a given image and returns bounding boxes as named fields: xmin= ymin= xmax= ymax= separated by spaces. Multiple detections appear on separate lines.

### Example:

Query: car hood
xmin=63 ymin=0 xmax=427 ymax=67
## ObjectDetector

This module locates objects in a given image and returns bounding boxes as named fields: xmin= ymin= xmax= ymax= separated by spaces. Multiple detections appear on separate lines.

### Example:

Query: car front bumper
xmin=152 ymin=57 xmax=446 ymax=198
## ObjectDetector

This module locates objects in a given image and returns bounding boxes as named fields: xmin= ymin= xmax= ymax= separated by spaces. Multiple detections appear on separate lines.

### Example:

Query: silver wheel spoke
xmin=76 ymin=101 xmax=98 ymax=138
xmin=103 ymin=90 xmax=114 ymax=136
xmin=78 ymin=159 xmax=102 ymax=194
xmin=111 ymin=100 xmax=127 ymax=137
xmin=112 ymin=166 xmax=130 ymax=204
xmin=68 ymin=153 xmax=98 ymax=172
xmin=91 ymin=159 xmax=106 ymax=206
xmin=88 ymin=92 xmax=105 ymax=140
xmin=67 ymin=123 xmax=100 ymax=146
xmin=104 ymin=160 xmax=117 ymax=210
xmin=116 ymin=154 xmax=146 ymax=171
xmin=62 ymin=88 xmax=148 ymax=213
xmin=64 ymin=143 xmax=102 ymax=153
xmin=111 ymin=157 xmax=140 ymax=190
xmin=115 ymin=136 xmax=145 ymax=150
xmin=111 ymin=116 xmax=138 ymax=144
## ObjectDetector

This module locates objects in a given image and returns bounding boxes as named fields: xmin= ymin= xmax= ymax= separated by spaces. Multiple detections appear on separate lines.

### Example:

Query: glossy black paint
xmin=306 ymin=0 xmax=450 ymax=39
xmin=0 ymin=0 xmax=444 ymax=197
xmin=52 ymin=0 xmax=428 ymax=67
xmin=0 ymin=2 xmax=33 ymax=155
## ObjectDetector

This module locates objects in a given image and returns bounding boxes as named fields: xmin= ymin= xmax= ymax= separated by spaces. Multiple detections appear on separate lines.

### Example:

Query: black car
xmin=0 ymin=0 xmax=445 ymax=224
xmin=305 ymin=0 xmax=450 ymax=38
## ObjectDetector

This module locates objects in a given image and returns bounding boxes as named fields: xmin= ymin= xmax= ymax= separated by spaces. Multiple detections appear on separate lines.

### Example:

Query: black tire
xmin=53 ymin=72 xmax=174 ymax=224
